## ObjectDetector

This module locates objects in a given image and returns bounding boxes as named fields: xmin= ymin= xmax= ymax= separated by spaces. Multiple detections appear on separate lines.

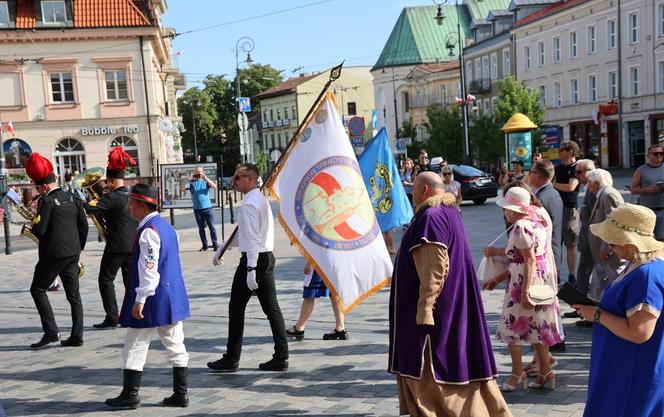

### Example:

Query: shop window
xmin=54 ymin=138 xmax=86 ymax=181
xmin=109 ymin=136 xmax=139 ymax=164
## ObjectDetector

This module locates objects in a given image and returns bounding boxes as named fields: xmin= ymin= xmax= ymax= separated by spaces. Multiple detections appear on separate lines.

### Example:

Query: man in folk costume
xmin=85 ymin=146 xmax=137 ymax=329
xmin=389 ymin=172 xmax=512 ymax=417
xmin=105 ymin=184 xmax=190 ymax=409
xmin=27 ymin=153 xmax=89 ymax=349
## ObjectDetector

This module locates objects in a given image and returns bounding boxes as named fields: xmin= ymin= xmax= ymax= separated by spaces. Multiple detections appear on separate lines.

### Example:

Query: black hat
xmin=511 ymin=159 xmax=524 ymax=166
xmin=128 ymin=183 xmax=159 ymax=206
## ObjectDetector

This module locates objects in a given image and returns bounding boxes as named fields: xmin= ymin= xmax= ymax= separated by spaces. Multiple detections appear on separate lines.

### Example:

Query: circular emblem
xmin=301 ymin=127 xmax=312 ymax=143
xmin=516 ymin=146 xmax=528 ymax=158
xmin=295 ymin=156 xmax=379 ymax=250
xmin=315 ymin=109 xmax=329 ymax=124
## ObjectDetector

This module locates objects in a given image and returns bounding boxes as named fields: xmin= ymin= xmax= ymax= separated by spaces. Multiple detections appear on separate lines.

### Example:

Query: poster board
xmin=160 ymin=163 xmax=218 ymax=209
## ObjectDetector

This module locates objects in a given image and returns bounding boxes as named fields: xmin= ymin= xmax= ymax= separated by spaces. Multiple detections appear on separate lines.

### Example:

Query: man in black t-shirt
xmin=417 ymin=149 xmax=432 ymax=173
xmin=554 ymin=141 xmax=580 ymax=286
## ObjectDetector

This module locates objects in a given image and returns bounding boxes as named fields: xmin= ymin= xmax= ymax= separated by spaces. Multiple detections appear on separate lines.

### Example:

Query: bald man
xmin=389 ymin=172 xmax=511 ymax=417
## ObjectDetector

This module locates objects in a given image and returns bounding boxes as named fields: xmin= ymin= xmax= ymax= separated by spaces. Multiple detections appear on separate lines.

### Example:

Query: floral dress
xmin=496 ymin=218 xmax=562 ymax=346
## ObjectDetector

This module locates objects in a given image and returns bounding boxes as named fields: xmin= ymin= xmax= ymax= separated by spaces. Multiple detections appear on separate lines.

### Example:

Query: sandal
xmin=286 ymin=326 xmax=305 ymax=340
xmin=529 ymin=370 xmax=556 ymax=390
xmin=499 ymin=371 xmax=528 ymax=392
xmin=322 ymin=329 xmax=348 ymax=340
xmin=525 ymin=356 xmax=558 ymax=376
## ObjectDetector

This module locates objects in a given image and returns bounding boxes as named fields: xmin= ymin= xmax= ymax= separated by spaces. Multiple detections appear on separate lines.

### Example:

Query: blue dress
xmin=303 ymin=270 xmax=330 ymax=298
xmin=584 ymin=259 xmax=664 ymax=417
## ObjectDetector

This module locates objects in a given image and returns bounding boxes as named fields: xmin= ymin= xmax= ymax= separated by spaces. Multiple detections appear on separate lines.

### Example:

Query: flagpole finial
xmin=329 ymin=62 xmax=344 ymax=82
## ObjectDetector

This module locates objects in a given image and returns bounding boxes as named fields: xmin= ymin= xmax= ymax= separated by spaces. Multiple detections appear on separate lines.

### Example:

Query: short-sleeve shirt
xmin=584 ymin=259 xmax=664 ymax=416
xmin=554 ymin=162 xmax=579 ymax=208
xmin=185 ymin=179 xmax=212 ymax=210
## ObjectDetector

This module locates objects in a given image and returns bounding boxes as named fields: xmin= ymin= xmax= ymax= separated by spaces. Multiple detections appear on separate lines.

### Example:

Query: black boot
xmin=163 ymin=367 xmax=189 ymax=407
xmin=105 ymin=369 xmax=142 ymax=409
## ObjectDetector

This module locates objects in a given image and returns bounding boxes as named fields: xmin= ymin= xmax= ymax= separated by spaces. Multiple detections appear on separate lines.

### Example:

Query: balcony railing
xmin=467 ymin=78 xmax=492 ymax=94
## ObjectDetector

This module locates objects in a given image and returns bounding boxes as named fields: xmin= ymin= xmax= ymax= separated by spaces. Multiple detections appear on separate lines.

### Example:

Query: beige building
xmin=0 ymin=0 xmax=185 ymax=182
xmin=514 ymin=0 xmax=664 ymax=168
xmin=254 ymin=66 xmax=375 ymax=157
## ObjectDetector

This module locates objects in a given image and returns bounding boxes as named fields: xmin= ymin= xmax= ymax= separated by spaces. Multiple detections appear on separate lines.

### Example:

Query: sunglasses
xmin=652 ymin=152 xmax=664 ymax=157
xmin=233 ymin=174 xmax=251 ymax=181
xmin=443 ymin=172 xmax=452 ymax=176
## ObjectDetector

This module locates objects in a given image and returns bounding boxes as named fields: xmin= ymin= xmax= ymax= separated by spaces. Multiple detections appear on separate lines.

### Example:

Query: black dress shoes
xmin=30 ymin=333 xmax=60 ymax=349
xmin=61 ymin=337 xmax=84 ymax=347
xmin=93 ymin=319 xmax=119 ymax=330
xmin=323 ymin=329 xmax=348 ymax=340
xmin=576 ymin=320 xmax=593 ymax=328
xmin=258 ymin=358 xmax=288 ymax=371
xmin=207 ymin=356 xmax=239 ymax=373
xmin=199 ymin=246 xmax=208 ymax=252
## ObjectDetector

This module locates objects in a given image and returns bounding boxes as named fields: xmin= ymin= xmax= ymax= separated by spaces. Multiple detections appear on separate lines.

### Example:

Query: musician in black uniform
xmin=26 ymin=153 xmax=88 ymax=349
xmin=85 ymin=146 xmax=138 ymax=329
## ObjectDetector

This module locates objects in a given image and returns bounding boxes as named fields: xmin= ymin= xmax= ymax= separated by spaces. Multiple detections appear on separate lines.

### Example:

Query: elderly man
xmin=584 ymin=169 xmax=624 ymax=317
xmin=389 ymin=172 xmax=511 ymax=417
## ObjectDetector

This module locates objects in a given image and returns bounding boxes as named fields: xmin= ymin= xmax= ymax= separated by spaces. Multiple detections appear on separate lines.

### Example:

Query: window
xmin=608 ymin=71 xmax=617 ymax=99
xmin=588 ymin=75 xmax=597 ymax=102
xmin=569 ymin=31 xmax=578 ymax=58
xmin=284 ymin=106 xmax=288 ymax=119
xmin=0 ymin=1 xmax=9 ymax=26
xmin=424 ymin=88 xmax=429 ymax=106
xmin=104 ymin=70 xmax=128 ymax=101
xmin=539 ymin=85 xmax=546 ymax=107
xmin=415 ymin=88 xmax=421 ymax=108
xmin=571 ymin=79 xmax=579 ymax=104
xmin=502 ymin=48 xmax=510 ymax=76
xmin=607 ymin=19 xmax=617 ymax=49
xmin=263 ymin=110 xmax=267 ymax=123
xmin=277 ymin=108 xmax=281 ymax=120
xmin=659 ymin=4 xmax=664 ymax=37
xmin=630 ymin=66 xmax=640 ymax=96
xmin=538 ymin=42 xmax=545 ymax=67
xmin=629 ymin=12 xmax=639 ymax=44
xmin=54 ymin=138 xmax=86 ymax=180
xmin=292 ymin=105 xmax=296 ymax=120
xmin=659 ymin=61 xmax=664 ymax=93
xmin=475 ymin=58 xmax=482 ymax=81
xmin=587 ymin=25 xmax=596 ymax=54
xmin=50 ymin=72 xmax=74 ymax=103
xmin=483 ymin=99 xmax=490 ymax=114
xmin=269 ymin=109 xmax=273 ymax=121
xmin=491 ymin=53 xmax=498 ymax=79
xmin=42 ymin=1 xmax=66 ymax=24
xmin=403 ymin=92 xmax=409 ymax=112
xmin=554 ymin=81 xmax=561 ymax=107
xmin=466 ymin=62 xmax=473 ymax=83
xmin=277 ymin=133 xmax=282 ymax=148
xmin=346 ymin=101 xmax=357 ymax=116
xmin=553 ymin=36 xmax=561 ymax=63
xmin=109 ymin=136 xmax=138 ymax=163
xmin=482 ymin=56 xmax=489 ymax=81
xmin=524 ymin=46 xmax=531 ymax=70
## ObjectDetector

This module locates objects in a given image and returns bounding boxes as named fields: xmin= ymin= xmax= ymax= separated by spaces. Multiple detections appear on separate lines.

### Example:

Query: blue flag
xmin=358 ymin=127 xmax=413 ymax=232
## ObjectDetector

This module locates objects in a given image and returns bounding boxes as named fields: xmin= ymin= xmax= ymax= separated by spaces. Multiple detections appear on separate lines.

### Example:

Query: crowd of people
xmin=14 ymin=140 xmax=664 ymax=416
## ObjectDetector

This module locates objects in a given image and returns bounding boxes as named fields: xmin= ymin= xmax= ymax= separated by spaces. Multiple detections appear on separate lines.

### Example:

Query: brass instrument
xmin=7 ymin=190 xmax=85 ymax=278
xmin=73 ymin=167 xmax=107 ymax=242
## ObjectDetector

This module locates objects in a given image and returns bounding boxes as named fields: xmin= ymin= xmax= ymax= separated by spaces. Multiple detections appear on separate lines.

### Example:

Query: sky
xmin=161 ymin=0 xmax=432 ymax=88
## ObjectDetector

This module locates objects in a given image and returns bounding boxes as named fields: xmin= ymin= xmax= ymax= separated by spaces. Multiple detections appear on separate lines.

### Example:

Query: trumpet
xmin=7 ymin=188 xmax=85 ymax=278
xmin=73 ymin=167 xmax=107 ymax=242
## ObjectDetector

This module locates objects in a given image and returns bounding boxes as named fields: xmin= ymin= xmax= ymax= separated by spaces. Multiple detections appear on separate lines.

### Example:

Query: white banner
xmin=269 ymin=94 xmax=392 ymax=312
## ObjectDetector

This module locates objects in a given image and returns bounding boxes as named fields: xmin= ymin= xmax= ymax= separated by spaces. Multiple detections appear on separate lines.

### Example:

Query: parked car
xmin=431 ymin=161 xmax=498 ymax=205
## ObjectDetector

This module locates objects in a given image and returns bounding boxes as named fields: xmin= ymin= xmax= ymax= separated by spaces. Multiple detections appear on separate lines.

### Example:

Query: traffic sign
xmin=238 ymin=97 xmax=251 ymax=112
xmin=348 ymin=116 xmax=365 ymax=137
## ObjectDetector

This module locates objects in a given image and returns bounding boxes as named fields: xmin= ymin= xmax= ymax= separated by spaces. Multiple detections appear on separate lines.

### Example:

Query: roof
xmin=13 ymin=0 xmax=151 ymax=29
xmin=465 ymin=0 xmax=512 ymax=20
xmin=372 ymin=5 xmax=472 ymax=71
xmin=419 ymin=61 xmax=461 ymax=73
xmin=254 ymin=73 xmax=320 ymax=100
xmin=470 ymin=19 xmax=490 ymax=29
xmin=514 ymin=0 xmax=589 ymax=27
xmin=488 ymin=10 xmax=513 ymax=19
xmin=508 ymin=0 xmax=556 ymax=11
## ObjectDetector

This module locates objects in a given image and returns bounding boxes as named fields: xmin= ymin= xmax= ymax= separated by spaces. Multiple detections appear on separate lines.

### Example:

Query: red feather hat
xmin=106 ymin=146 xmax=136 ymax=179
xmin=26 ymin=152 xmax=56 ymax=185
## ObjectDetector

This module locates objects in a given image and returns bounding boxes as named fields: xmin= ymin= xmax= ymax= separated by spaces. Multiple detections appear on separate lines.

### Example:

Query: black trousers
xmin=30 ymin=255 xmax=83 ymax=339
xmin=226 ymin=252 xmax=288 ymax=362
xmin=98 ymin=251 xmax=130 ymax=322
xmin=576 ymin=244 xmax=594 ymax=296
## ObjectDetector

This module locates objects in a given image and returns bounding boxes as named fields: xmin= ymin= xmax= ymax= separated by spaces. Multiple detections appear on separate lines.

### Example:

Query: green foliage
xmin=494 ymin=77 xmax=546 ymax=151
xmin=255 ymin=149 xmax=268 ymax=177
xmin=469 ymin=113 xmax=504 ymax=167
xmin=424 ymin=105 xmax=463 ymax=163
xmin=177 ymin=88 xmax=219 ymax=163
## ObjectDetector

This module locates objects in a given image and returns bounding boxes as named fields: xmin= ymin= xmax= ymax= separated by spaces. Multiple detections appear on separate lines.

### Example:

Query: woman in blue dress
xmin=574 ymin=204 xmax=664 ymax=417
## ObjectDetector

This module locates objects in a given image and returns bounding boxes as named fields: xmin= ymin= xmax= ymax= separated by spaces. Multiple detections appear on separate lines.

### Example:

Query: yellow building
xmin=254 ymin=66 xmax=375 ymax=159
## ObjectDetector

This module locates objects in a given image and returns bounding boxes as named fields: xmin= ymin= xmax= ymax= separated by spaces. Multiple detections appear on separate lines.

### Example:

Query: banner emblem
xmin=295 ymin=156 xmax=379 ymax=250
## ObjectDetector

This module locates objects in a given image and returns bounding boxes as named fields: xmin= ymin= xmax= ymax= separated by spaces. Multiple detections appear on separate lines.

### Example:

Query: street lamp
xmin=235 ymin=36 xmax=255 ymax=163
xmin=433 ymin=0 xmax=473 ymax=165
xmin=192 ymin=99 xmax=201 ymax=163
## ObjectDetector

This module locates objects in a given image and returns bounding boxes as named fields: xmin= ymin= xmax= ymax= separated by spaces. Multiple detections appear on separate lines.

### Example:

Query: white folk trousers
xmin=122 ymin=321 xmax=189 ymax=371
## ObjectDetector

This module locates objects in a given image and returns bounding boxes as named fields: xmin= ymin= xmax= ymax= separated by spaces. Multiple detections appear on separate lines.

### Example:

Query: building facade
xmin=514 ymin=0 xmax=664 ymax=168
xmin=0 ymin=0 xmax=185 ymax=183
xmin=255 ymin=66 xmax=375 ymax=158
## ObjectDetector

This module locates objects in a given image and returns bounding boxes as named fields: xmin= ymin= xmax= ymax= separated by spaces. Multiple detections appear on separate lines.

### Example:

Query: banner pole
xmin=214 ymin=62 xmax=344 ymax=260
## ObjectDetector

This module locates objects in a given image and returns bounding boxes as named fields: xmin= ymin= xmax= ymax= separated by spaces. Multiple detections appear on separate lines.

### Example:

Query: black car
xmin=433 ymin=163 xmax=498 ymax=205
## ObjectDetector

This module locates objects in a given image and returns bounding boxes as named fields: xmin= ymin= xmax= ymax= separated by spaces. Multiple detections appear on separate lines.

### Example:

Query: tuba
xmin=73 ymin=167 xmax=107 ymax=242
xmin=6 ymin=189 xmax=85 ymax=278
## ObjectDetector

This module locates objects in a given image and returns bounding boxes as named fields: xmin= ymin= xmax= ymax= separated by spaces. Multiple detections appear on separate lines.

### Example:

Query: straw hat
xmin=496 ymin=187 xmax=531 ymax=214
xmin=590 ymin=204 xmax=664 ymax=252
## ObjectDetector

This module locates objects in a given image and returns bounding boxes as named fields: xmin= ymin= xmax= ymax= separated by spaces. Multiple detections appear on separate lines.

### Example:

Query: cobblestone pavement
xmin=0 ymin=180 xmax=629 ymax=416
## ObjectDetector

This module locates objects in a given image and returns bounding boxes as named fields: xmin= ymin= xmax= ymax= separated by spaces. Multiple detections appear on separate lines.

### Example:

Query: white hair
xmin=586 ymin=168 xmax=613 ymax=188
xmin=576 ymin=159 xmax=596 ymax=171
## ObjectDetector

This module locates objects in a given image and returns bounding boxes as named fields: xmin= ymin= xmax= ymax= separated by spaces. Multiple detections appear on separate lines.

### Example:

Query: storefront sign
xmin=81 ymin=126 xmax=139 ymax=136
xmin=599 ymin=100 xmax=618 ymax=116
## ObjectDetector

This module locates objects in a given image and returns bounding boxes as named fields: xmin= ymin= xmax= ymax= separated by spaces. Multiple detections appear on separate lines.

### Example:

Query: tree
xmin=424 ymin=105 xmax=463 ymax=163
xmin=177 ymin=88 xmax=219 ymax=163
xmin=494 ymin=77 xmax=545 ymax=127
xmin=469 ymin=113 xmax=504 ymax=169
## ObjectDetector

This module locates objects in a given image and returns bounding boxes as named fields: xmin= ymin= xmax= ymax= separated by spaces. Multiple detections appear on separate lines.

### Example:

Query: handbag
xmin=529 ymin=278 xmax=555 ymax=305
xmin=478 ymin=225 xmax=513 ymax=284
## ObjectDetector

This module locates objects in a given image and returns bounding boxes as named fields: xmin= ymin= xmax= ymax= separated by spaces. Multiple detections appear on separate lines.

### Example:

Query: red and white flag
xmin=466 ymin=94 xmax=476 ymax=103
xmin=6 ymin=121 xmax=15 ymax=137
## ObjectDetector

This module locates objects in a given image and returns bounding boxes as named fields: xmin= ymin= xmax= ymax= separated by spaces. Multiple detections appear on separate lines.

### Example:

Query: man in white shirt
xmin=105 ymin=183 xmax=190 ymax=409
xmin=208 ymin=163 xmax=289 ymax=372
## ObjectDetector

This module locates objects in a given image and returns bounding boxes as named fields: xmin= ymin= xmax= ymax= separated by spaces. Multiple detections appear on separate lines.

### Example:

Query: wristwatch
xmin=247 ymin=266 xmax=257 ymax=272
xmin=593 ymin=308 xmax=602 ymax=324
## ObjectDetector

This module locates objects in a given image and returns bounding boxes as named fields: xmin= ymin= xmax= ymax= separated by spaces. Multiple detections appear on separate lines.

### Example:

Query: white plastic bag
xmin=478 ymin=255 xmax=510 ymax=284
